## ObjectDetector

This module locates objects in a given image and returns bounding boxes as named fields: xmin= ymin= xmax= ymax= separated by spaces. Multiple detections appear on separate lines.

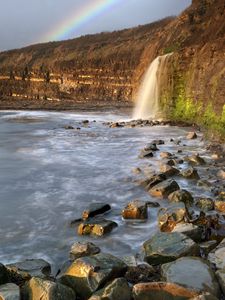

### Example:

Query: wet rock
xmin=208 ymin=238 xmax=225 ymax=270
xmin=121 ymin=256 xmax=137 ymax=267
xmin=161 ymin=257 xmax=220 ymax=297
xmin=214 ymin=199 xmax=225 ymax=213
xmin=64 ymin=125 xmax=74 ymax=130
xmin=82 ymin=120 xmax=89 ymax=124
xmin=160 ymin=164 xmax=179 ymax=177
xmin=160 ymin=151 xmax=173 ymax=159
xmin=186 ymin=154 xmax=206 ymax=165
xmin=132 ymin=167 xmax=142 ymax=174
xmin=78 ymin=217 xmax=117 ymax=236
xmin=0 ymin=263 xmax=9 ymax=285
xmin=89 ymin=277 xmax=131 ymax=300
xmin=144 ymin=143 xmax=159 ymax=151
xmin=187 ymin=132 xmax=198 ymax=139
xmin=197 ymin=180 xmax=212 ymax=190
xmin=217 ymin=170 xmax=225 ymax=180
xmin=0 ymin=283 xmax=20 ymax=300
xmin=139 ymin=150 xmax=154 ymax=159
xmin=146 ymin=201 xmax=160 ymax=208
xmin=196 ymin=198 xmax=214 ymax=212
xmin=149 ymin=179 xmax=180 ymax=198
xmin=70 ymin=241 xmax=100 ymax=260
xmin=199 ymin=241 xmax=218 ymax=256
xmin=22 ymin=277 xmax=75 ymax=300
xmin=151 ymin=139 xmax=165 ymax=145
xmin=82 ymin=203 xmax=111 ymax=220
xmin=172 ymin=223 xmax=203 ymax=242
xmin=143 ymin=232 xmax=200 ymax=265
xmin=215 ymin=269 xmax=225 ymax=295
xmin=59 ymin=253 xmax=127 ymax=299
xmin=122 ymin=200 xmax=148 ymax=220
xmin=110 ymin=122 xmax=123 ymax=128
xmin=145 ymin=173 xmax=167 ymax=190
xmin=133 ymin=282 xmax=199 ymax=300
xmin=181 ymin=167 xmax=200 ymax=179
xmin=168 ymin=189 xmax=194 ymax=207
xmin=125 ymin=264 xmax=157 ymax=284
xmin=167 ymin=158 xmax=184 ymax=166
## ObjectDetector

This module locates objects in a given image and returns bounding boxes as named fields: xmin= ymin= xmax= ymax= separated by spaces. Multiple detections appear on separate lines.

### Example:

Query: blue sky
xmin=0 ymin=0 xmax=191 ymax=51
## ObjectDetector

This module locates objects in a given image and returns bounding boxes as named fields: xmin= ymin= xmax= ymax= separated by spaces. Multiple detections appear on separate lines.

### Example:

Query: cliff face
xmin=0 ymin=0 xmax=224 ymax=113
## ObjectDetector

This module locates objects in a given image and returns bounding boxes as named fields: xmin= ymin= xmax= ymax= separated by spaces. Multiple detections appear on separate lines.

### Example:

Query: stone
xmin=139 ymin=150 xmax=154 ymax=159
xmin=0 ymin=263 xmax=9 ymax=285
xmin=217 ymin=170 xmax=225 ymax=180
xmin=70 ymin=241 xmax=100 ymax=260
xmin=22 ymin=277 xmax=75 ymax=300
xmin=214 ymin=200 xmax=225 ymax=213
xmin=64 ymin=125 xmax=74 ymax=130
xmin=160 ymin=164 xmax=179 ymax=177
xmin=145 ymin=173 xmax=167 ymax=190
xmin=88 ymin=278 xmax=131 ymax=300
xmin=199 ymin=241 xmax=218 ymax=256
xmin=121 ymin=256 xmax=137 ymax=267
xmin=172 ymin=223 xmax=203 ymax=242
xmin=197 ymin=180 xmax=212 ymax=190
xmin=160 ymin=152 xmax=173 ymax=159
xmin=125 ymin=264 xmax=157 ymax=284
xmin=78 ymin=217 xmax=117 ymax=236
xmin=82 ymin=203 xmax=111 ymax=220
xmin=190 ymin=293 xmax=219 ymax=300
xmin=158 ymin=203 xmax=188 ymax=232
xmin=149 ymin=179 xmax=180 ymax=198
xmin=215 ymin=269 xmax=225 ymax=295
xmin=196 ymin=198 xmax=214 ymax=211
xmin=168 ymin=189 xmax=194 ymax=207
xmin=143 ymin=232 xmax=200 ymax=265
xmin=186 ymin=154 xmax=206 ymax=165
xmin=186 ymin=132 xmax=198 ymax=139
xmin=181 ymin=167 xmax=200 ymax=179
xmin=0 ymin=283 xmax=20 ymax=300
xmin=59 ymin=253 xmax=127 ymax=299
xmin=133 ymin=282 xmax=199 ymax=300
xmin=151 ymin=139 xmax=165 ymax=145
xmin=161 ymin=257 xmax=220 ymax=297
xmin=144 ymin=143 xmax=159 ymax=151
xmin=208 ymin=238 xmax=225 ymax=270
xmin=122 ymin=200 xmax=148 ymax=220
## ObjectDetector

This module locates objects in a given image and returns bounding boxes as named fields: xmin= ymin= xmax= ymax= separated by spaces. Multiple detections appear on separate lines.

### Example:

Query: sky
xmin=0 ymin=0 xmax=191 ymax=51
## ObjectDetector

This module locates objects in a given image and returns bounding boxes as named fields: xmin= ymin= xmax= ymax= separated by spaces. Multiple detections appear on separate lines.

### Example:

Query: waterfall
xmin=133 ymin=53 xmax=172 ymax=120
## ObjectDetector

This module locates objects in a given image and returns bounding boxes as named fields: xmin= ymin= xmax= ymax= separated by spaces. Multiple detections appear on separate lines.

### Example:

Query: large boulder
xmin=168 ymin=190 xmax=194 ymax=207
xmin=133 ymin=282 xmax=199 ymax=300
xmin=0 ymin=283 xmax=20 ymax=300
xmin=143 ymin=232 xmax=200 ymax=265
xmin=122 ymin=200 xmax=148 ymax=220
xmin=22 ymin=277 xmax=75 ymax=300
xmin=59 ymin=253 xmax=127 ymax=299
xmin=70 ymin=241 xmax=100 ymax=260
xmin=149 ymin=179 xmax=180 ymax=198
xmin=88 ymin=278 xmax=131 ymax=300
xmin=161 ymin=257 xmax=220 ymax=297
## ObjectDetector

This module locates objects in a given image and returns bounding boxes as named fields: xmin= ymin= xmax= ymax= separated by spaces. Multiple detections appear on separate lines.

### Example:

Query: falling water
xmin=133 ymin=53 xmax=172 ymax=120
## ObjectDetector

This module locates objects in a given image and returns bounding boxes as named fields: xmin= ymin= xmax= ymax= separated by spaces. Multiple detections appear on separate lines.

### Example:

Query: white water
xmin=133 ymin=53 xmax=172 ymax=120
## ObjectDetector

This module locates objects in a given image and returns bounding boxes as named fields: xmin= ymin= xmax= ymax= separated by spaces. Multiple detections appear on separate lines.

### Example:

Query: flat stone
xmin=78 ymin=217 xmax=117 ymax=236
xmin=0 ymin=283 xmax=20 ymax=300
xmin=149 ymin=179 xmax=180 ymax=198
xmin=215 ymin=269 xmax=225 ymax=295
xmin=214 ymin=200 xmax=225 ymax=213
xmin=181 ymin=167 xmax=200 ymax=179
xmin=133 ymin=282 xmax=199 ymax=300
xmin=186 ymin=154 xmax=206 ymax=165
xmin=82 ymin=203 xmax=111 ymax=220
xmin=59 ymin=253 xmax=127 ymax=299
xmin=22 ymin=277 xmax=75 ymax=300
xmin=172 ymin=223 xmax=203 ymax=242
xmin=196 ymin=198 xmax=214 ymax=211
xmin=161 ymin=257 xmax=220 ymax=297
xmin=89 ymin=277 xmax=131 ymax=300
xmin=143 ymin=232 xmax=200 ymax=265
xmin=122 ymin=200 xmax=148 ymax=220
xmin=160 ymin=164 xmax=180 ymax=177
xmin=145 ymin=173 xmax=167 ymax=190
xmin=208 ymin=238 xmax=225 ymax=270
xmin=70 ymin=241 xmax=100 ymax=260
xmin=0 ymin=263 xmax=9 ymax=285
xmin=158 ymin=203 xmax=188 ymax=232
xmin=160 ymin=152 xmax=173 ymax=159
xmin=168 ymin=189 xmax=194 ymax=207
xmin=186 ymin=132 xmax=198 ymax=139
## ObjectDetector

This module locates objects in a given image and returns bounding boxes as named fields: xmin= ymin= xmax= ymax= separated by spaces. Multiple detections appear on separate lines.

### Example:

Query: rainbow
xmin=43 ymin=0 xmax=120 ymax=42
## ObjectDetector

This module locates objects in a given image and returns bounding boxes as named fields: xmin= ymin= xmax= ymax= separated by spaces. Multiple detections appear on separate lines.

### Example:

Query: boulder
xmin=145 ymin=174 xmax=167 ymax=190
xmin=22 ymin=277 xmax=75 ymax=300
xmin=181 ymin=167 xmax=200 ymax=180
xmin=70 ymin=241 xmax=100 ymax=260
xmin=133 ymin=282 xmax=199 ymax=300
xmin=149 ymin=179 xmax=180 ymax=198
xmin=161 ymin=257 xmax=220 ymax=297
xmin=195 ymin=198 xmax=214 ymax=211
xmin=160 ymin=164 xmax=179 ymax=177
xmin=139 ymin=150 xmax=154 ymax=159
xmin=144 ymin=143 xmax=159 ymax=151
xmin=186 ymin=132 xmax=198 ymax=139
xmin=122 ymin=200 xmax=148 ymax=220
xmin=0 ymin=263 xmax=9 ymax=285
xmin=208 ymin=238 xmax=225 ymax=270
xmin=78 ymin=217 xmax=117 ymax=236
xmin=0 ymin=283 xmax=20 ymax=300
xmin=214 ymin=200 xmax=225 ymax=213
xmin=59 ymin=253 xmax=127 ymax=299
xmin=160 ymin=152 xmax=173 ymax=159
xmin=88 ymin=278 xmax=131 ymax=300
xmin=143 ymin=232 xmax=200 ymax=265
xmin=125 ymin=264 xmax=157 ymax=284
xmin=215 ymin=269 xmax=225 ymax=295
xmin=82 ymin=203 xmax=111 ymax=220
xmin=158 ymin=203 xmax=188 ymax=232
xmin=172 ymin=223 xmax=203 ymax=242
xmin=168 ymin=189 xmax=194 ymax=207
xmin=186 ymin=154 xmax=205 ymax=165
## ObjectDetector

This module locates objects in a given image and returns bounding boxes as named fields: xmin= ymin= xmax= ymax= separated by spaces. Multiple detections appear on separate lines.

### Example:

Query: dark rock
xmin=172 ymin=223 xmax=204 ymax=242
xmin=82 ymin=203 xmax=111 ymax=220
xmin=187 ymin=132 xmax=198 ymax=139
xmin=195 ymin=198 xmax=214 ymax=211
xmin=122 ymin=200 xmax=148 ymax=220
xmin=145 ymin=173 xmax=167 ymax=190
xmin=78 ymin=217 xmax=117 ymax=236
xmin=0 ymin=283 xmax=20 ymax=300
xmin=64 ymin=125 xmax=74 ymax=130
xmin=70 ymin=241 xmax=100 ymax=260
xmin=0 ymin=263 xmax=9 ymax=285
xmin=168 ymin=189 xmax=194 ymax=207
xmin=151 ymin=139 xmax=165 ymax=145
xmin=139 ymin=150 xmax=154 ymax=159
xmin=144 ymin=143 xmax=159 ymax=152
xmin=199 ymin=241 xmax=218 ymax=256
xmin=186 ymin=154 xmax=206 ymax=165
xmin=125 ymin=264 xmax=157 ymax=284
xmin=82 ymin=120 xmax=89 ymax=124
xmin=160 ymin=164 xmax=180 ymax=177
xmin=149 ymin=179 xmax=180 ymax=198
xmin=181 ymin=167 xmax=200 ymax=179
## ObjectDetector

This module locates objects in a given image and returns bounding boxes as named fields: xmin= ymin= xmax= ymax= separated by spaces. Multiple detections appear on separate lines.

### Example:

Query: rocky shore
xmin=0 ymin=120 xmax=225 ymax=300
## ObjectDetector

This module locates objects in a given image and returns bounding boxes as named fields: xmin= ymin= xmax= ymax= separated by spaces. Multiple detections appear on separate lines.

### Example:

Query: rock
xmin=161 ymin=257 xmax=220 ymax=297
xmin=187 ymin=132 xmax=198 ymax=139
xmin=82 ymin=203 xmax=111 ymax=220
xmin=125 ymin=264 xmax=157 ymax=284
xmin=160 ymin=164 xmax=179 ymax=177
xmin=133 ymin=282 xmax=199 ymax=300
xmin=121 ymin=256 xmax=137 ymax=267
xmin=110 ymin=122 xmax=123 ymax=128
xmin=149 ymin=179 xmax=180 ymax=198
xmin=217 ymin=170 xmax=225 ymax=180
xmin=186 ymin=154 xmax=206 ymax=165
xmin=158 ymin=203 xmax=188 ymax=232
xmin=145 ymin=173 xmax=167 ymax=190
xmin=70 ymin=241 xmax=100 ymax=260
xmin=160 ymin=152 xmax=173 ymax=159
xmin=0 ymin=263 xmax=9 ymax=285
xmin=139 ymin=150 xmax=154 ymax=159
xmin=168 ymin=189 xmax=194 ymax=207
xmin=190 ymin=293 xmax=219 ymax=300
xmin=82 ymin=120 xmax=89 ymax=124
xmin=22 ymin=277 xmax=75 ymax=300
xmin=122 ymin=200 xmax=148 ymax=220
xmin=78 ymin=217 xmax=117 ymax=236
xmin=199 ymin=241 xmax=218 ymax=256
xmin=197 ymin=180 xmax=212 ymax=190
xmin=64 ymin=125 xmax=74 ymax=130
xmin=172 ymin=223 xmax=203 ymax=242
xmin=144 ymin=143 xmax=159 ymax=151
xmin=151 ymin=139 xmax=165 ymax=145
xmin=146 ymin=201 xmax=160 ymax=208
xmin=143 ymin=232 xmax=200 ymax=265
xmin=195 ymin=198 xmax=214 ymax=211
xmin=181 ymin=167 xmax=200 ymax=179
xmin=132 ymin=167 xmax=142 ymax=174
xmin=214 ymin=200 xmax=225 ymax=213
xmin=0 ymin=283 xmax=20 ymax=300
xmin=59 ymin=253 xmax=127 ymax=299
xmin=88 ymin=278 xmax=131 ymax=300
xmin=215 ymin=269 xmax=225 ymax=295
xmin=208 ymin=238 xmax=225 ymax=270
